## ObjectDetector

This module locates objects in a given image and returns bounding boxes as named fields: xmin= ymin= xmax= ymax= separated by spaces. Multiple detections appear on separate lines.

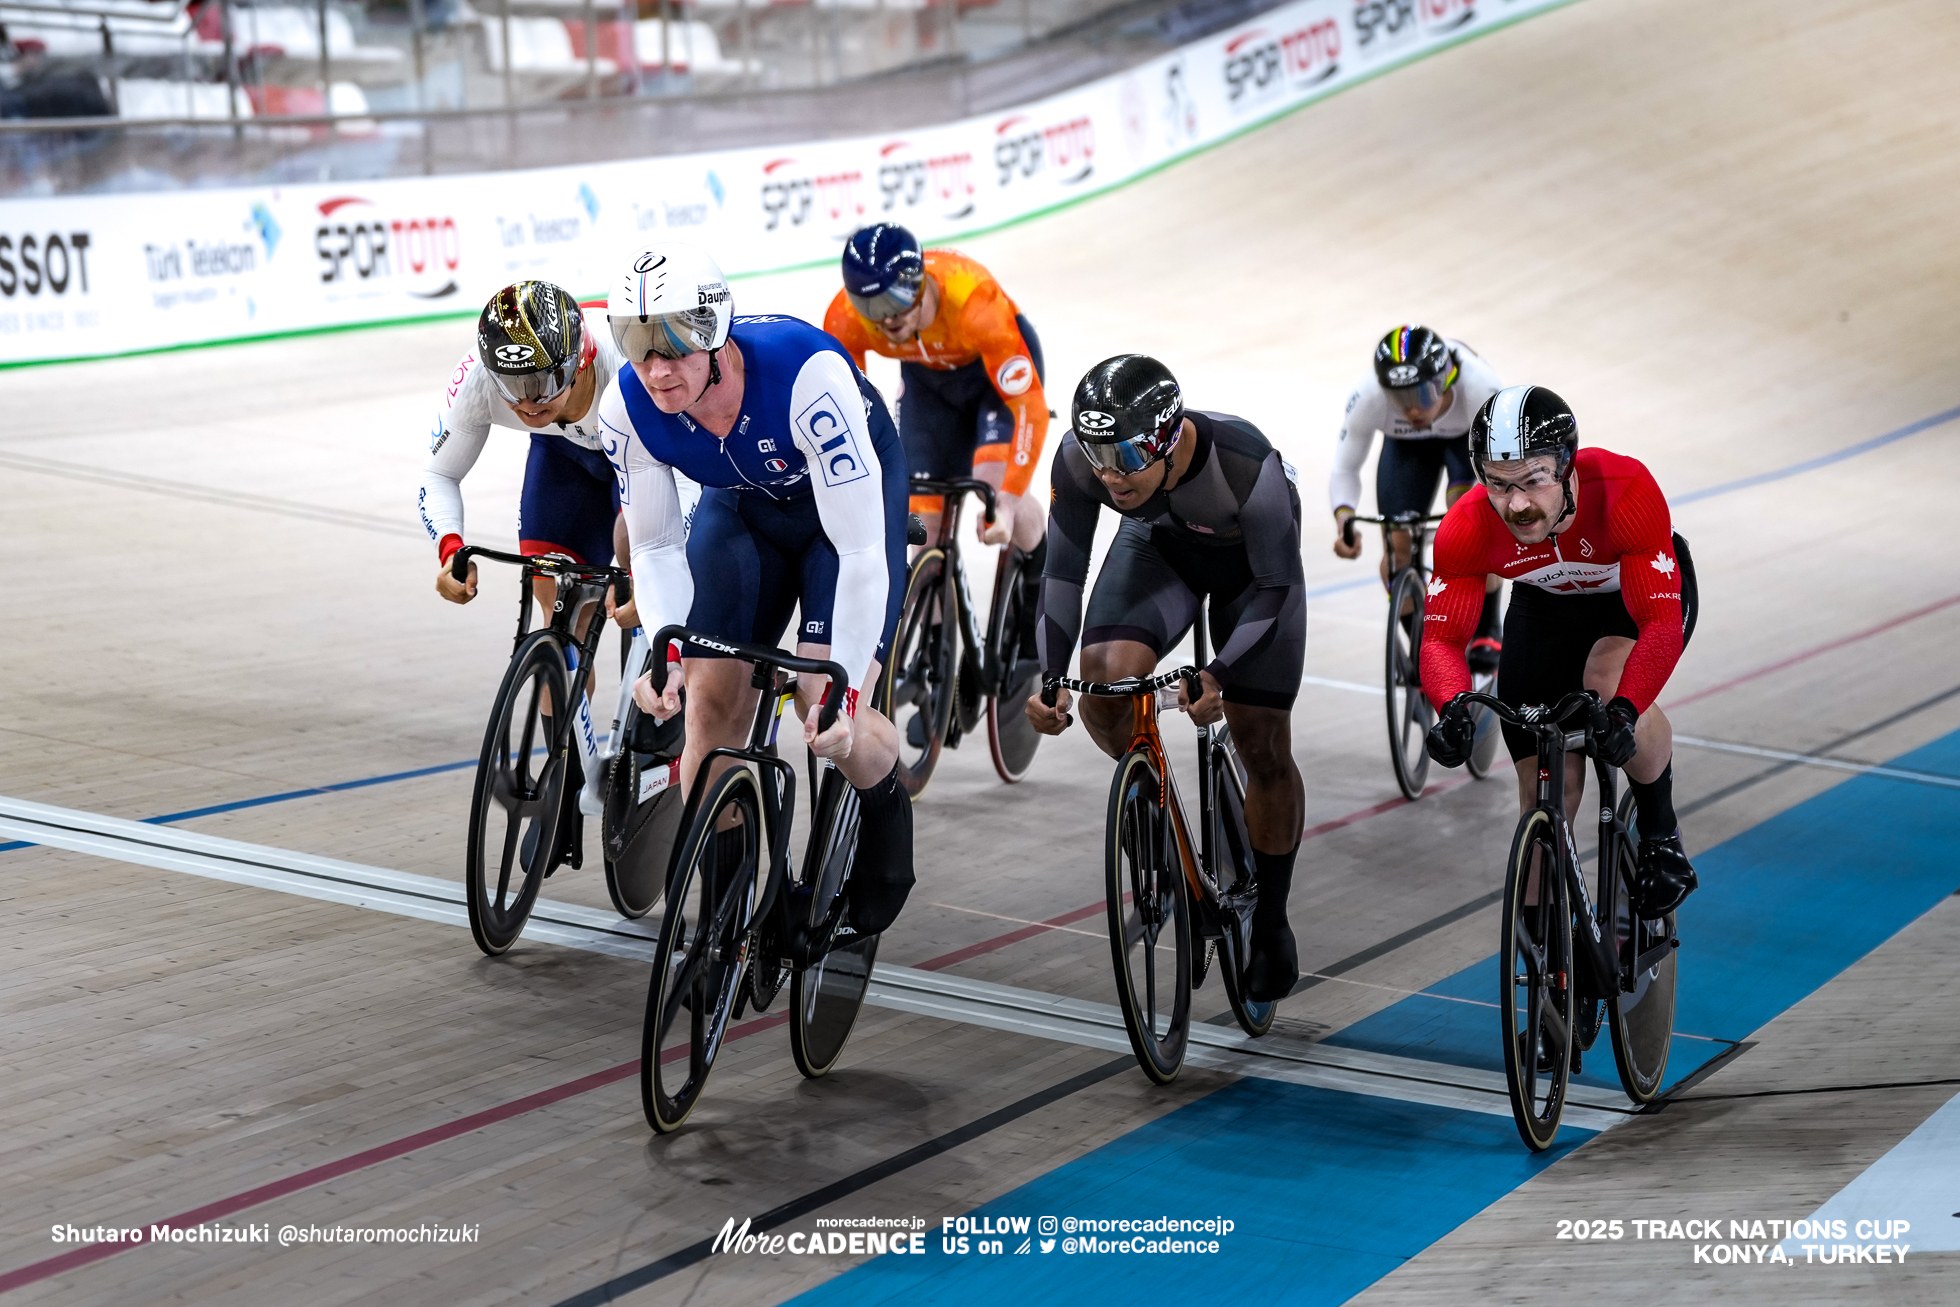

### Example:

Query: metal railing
xmin=0 ymin=0 xmax=1265 ymax=192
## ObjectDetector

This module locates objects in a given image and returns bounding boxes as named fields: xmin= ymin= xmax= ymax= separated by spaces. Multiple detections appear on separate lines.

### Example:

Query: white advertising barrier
xmin=0 ymin=0 xmax=1573 ymax=365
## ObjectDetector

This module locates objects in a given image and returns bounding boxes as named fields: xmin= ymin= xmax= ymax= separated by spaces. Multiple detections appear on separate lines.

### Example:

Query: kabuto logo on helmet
xmin=1384 ymin=363 xmax=1420 ymax=387
xmin=1077 ymin=410 xmax=1116 ymax=432
xmin=495 ymin=343 xmax=536 ymax=365
xmin=634 ymin=252 xmax=667 ymax=274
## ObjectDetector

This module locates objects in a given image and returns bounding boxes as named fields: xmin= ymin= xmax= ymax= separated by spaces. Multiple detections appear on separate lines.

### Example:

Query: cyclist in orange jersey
xmin=826 ymin=225 xmax=1050 ymax=583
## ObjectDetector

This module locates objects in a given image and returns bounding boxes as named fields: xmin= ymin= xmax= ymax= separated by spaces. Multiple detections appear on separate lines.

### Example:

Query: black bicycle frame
xmin=649 ymin=625 xmax=848 ymax=963
xmin=910 ymin=474 xmax=999 ymax=683
xmin=1341 ymin=510 xmax=1444 ymax=582
xmin=1460 ymin=689 xmax=1670 ymax=997
xmin=453 ymin=543 xmax=632 ymax=657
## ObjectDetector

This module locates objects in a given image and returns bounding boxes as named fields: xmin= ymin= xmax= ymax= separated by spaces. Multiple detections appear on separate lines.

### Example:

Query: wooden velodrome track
xmin=4 ymin=0 xmax=1959 ymax=1302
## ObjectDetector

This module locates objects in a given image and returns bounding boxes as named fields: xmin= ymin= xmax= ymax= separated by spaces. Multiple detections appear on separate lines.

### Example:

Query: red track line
xmin=912 ymin=776 xmax=1473 ymax=973
xmin=1666 ymin=592 xmax=1960 ymax=710
xmin=15 ymin=595 xmax=1953 ymax=1293
xmin=0 ymin=1011 xmax=790 ymax=1295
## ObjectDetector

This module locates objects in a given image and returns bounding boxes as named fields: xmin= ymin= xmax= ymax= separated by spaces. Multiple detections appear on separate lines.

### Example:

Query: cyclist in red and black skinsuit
xmin=1421 ymin=386 xmax=1697 ymax=916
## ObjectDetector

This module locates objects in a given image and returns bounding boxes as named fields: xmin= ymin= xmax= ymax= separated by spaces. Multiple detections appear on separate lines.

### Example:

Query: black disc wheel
xmin=790 ymin=770 xmax=878 ymax=1078
xmin=1385 ymin=567 xmax=1434 ymax=800
xmin=1500 ymin=808 xmax=1575 ymax=1152
xmin=1212 ymin=731 xmax=1275 ymax=1037
xmin=1106 ymin=749 xmax=1192 ymax=1083
xmin=985 ymin=549 xmax=1043 ymax=783
xmin=642 ymin=766 xmax=762 ymax=1134
xmin=1608 ymin=788 xmax=1678 ymax=1103
xmin=466 ymin=631 xmax=570 ymax=956
xmin=1466 ymin=668 xmax=1502 ymax=780
xmin=883 ymin=548 xmax=957 ymax=797
xmin=601 ymin=706 xmax=686 ymax=919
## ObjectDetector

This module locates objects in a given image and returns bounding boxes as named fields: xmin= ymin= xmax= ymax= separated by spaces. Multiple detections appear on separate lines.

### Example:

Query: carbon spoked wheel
xmin=985 ymin=550 xmax=1043 ymax=783
xmin=1385 ymin=568 xmax=1434 ymax=800
xmin=1106 ymin=750 xmax=1192 ymax=1083
xmin=1466 ymin=670 xmax=1502 ymax=779
xmin=1500 ymin=808 xmax=1574 ymax=1152
xmin=601 ymin=714 xmax=685 ymax=919
xmin=1212 ymin=733 xmax=1274 ymax=1037
xmin=1608 ymin=789 xmax=1678 ymax=1103
xmin=884 ymin=549 xmax=956 ymax=797
xmin=790 ymin=772 xmax=876 ymax=1079
xmin=642 ymin=767 xmax=761 ymax=1134
xmin=466 ymin=632 xmax=570 ymax=956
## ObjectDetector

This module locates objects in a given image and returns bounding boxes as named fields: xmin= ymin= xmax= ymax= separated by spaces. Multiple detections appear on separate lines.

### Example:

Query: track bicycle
xmin=1041 ymin=606 xmax=1274 ymax=1085
xmin=640 ymin=627 xmax=876 ymax=1134
xmin=1461 ymin=689 xmax=1680 ymax=1152
xmin=455 ymin=546 xmax=679 ymax=955
xmin=1342 ymin=511 xmax=1500 ymax=797
xmin=882 ymin=474 xmax=1046 ymax=794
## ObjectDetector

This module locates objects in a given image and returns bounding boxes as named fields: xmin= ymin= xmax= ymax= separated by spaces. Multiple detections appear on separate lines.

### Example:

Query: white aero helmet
xmin=608 ymin=243 xmax=733 ymax=363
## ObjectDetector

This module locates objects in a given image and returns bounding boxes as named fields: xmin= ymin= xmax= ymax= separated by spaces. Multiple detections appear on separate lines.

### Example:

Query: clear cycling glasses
xmin=1481 ymin=456 xmax=1564 ymax=496
xmin=488 ymin=355 xmax=580 ymax=405
xmin=610 ymin=308 xmax=717 ymax=363
xmin=1076 ymin=434 xmax=1165 ymax=475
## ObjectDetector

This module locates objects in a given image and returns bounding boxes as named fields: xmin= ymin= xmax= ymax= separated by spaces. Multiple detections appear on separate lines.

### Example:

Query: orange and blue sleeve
xmin=822 ymin=290 xmax=873 ymax=373
xmin=961 ymin=280 xmax=1049 ymax=498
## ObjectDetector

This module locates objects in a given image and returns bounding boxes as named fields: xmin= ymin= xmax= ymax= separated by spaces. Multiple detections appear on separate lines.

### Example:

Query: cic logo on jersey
xmin=796 ymin=392 xmax=870 ymax=488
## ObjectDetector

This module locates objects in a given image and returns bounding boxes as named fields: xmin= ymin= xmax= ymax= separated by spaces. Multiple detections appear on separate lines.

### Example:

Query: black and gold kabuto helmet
xmin=476 ymin=280 xmax=587 ymax=404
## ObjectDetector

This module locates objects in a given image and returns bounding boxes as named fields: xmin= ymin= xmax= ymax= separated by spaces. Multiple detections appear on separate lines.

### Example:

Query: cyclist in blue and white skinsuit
xmin=598 ymin=243 xmax=916 ymax=934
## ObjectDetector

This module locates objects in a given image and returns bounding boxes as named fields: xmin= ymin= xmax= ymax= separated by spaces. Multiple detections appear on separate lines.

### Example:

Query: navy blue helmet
xmin=842 ymin=223 xmax=925 ymax=321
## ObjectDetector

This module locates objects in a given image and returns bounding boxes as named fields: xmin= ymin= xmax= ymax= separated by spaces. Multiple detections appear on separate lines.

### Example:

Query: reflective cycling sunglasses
xmin=846 ymin=282 xmax=921 ymax=325
xmin=488 ymin=355 xmax=581 ymax=405
xmin=1386 ymin=377 xmax=1450 ymax=416
xmin=1076 ymin=432 xmax=1168 ymax=475
xmin=610 ymin=308 xmax=716 ymax=363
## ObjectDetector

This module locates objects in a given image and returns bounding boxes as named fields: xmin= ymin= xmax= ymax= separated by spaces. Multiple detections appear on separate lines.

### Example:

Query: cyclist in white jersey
xmin=1330 ymin=324 xmax=1505 ymax=668
xmin=418 ymin=279 xmax=698 ymax=629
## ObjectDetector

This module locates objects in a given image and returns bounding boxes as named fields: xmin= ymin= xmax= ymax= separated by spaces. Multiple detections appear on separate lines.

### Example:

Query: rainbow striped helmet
xmin=1372 ymin=325 xmax=1458 ymax=408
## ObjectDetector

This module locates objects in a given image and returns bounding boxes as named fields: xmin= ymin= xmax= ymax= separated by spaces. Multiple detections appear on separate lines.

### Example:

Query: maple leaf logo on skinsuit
xmin=1427 ymin=576 xmax=1447 ymax=599
xmin=1650 ymin=552 xmax=1676 ymax=577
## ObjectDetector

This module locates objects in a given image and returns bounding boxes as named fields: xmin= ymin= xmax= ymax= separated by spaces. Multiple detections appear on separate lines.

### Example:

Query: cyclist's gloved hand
xmin=1425 ymin=694 xmax=1477 ymax=768
xmin=1596 ymin=696 xmax=1640 ymax=768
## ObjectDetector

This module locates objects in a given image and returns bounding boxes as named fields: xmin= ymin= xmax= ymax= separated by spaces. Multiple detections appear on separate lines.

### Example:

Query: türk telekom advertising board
xmin=0 ymin=0 xmax=1573 ymax=365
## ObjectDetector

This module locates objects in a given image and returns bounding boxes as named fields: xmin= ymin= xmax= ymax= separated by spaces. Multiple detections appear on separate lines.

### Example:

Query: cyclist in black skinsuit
xmin=1026 ymin=354 xmax=1306 ymax=1001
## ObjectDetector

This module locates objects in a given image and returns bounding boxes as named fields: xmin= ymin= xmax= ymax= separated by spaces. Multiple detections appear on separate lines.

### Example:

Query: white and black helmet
xmin=1469 ymin=385 xmax=1579 ymax=484
xmin=608 ymin=243 xmax=733 ymax=364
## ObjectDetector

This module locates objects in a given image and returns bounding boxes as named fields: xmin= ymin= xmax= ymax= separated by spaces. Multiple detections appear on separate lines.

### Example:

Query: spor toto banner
xmin=0 ymin=0 xmax=1573 ymax=365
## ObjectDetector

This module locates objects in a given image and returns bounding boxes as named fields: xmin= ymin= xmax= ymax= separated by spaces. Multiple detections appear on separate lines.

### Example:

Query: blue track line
xmin=785 ymin=726 xmax=1960 ymax=1305
xmin=1302 ymin=398 xmax=1957 ymax=599
xmin=7 ymin=397 xmax=1954 ymax=858
xmin=1672 ymin=403 xmax=1960 ymax=505
xmin=0 ymin=757 xmax=475 ymax=855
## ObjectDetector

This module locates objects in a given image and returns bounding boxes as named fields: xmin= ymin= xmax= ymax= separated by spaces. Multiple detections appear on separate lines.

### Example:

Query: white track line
xmin=1301 ymin=680 xmax=1960 ymax=790
xmin=0 ymin=795 xmax=661 ymax=962
xmin=1 ymin=793 xmax=1630 ymax=1130
xmin=1672 ymin=736 xmax=1960 ymax=790
xmin=1301 ymin=674 xmax=1384 ymax=696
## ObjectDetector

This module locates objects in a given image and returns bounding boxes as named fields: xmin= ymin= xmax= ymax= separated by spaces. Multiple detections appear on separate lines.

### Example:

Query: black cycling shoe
xmin=1466 ymin=636 xmax=1502 ymax=675
xmin=905 ymin=709 xmax=930 ymax=751
xmin=1634 ymin=834 xmax=1698 ymax=917
xmin=1243 ymin=920 xmax=1298 ymax=1003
